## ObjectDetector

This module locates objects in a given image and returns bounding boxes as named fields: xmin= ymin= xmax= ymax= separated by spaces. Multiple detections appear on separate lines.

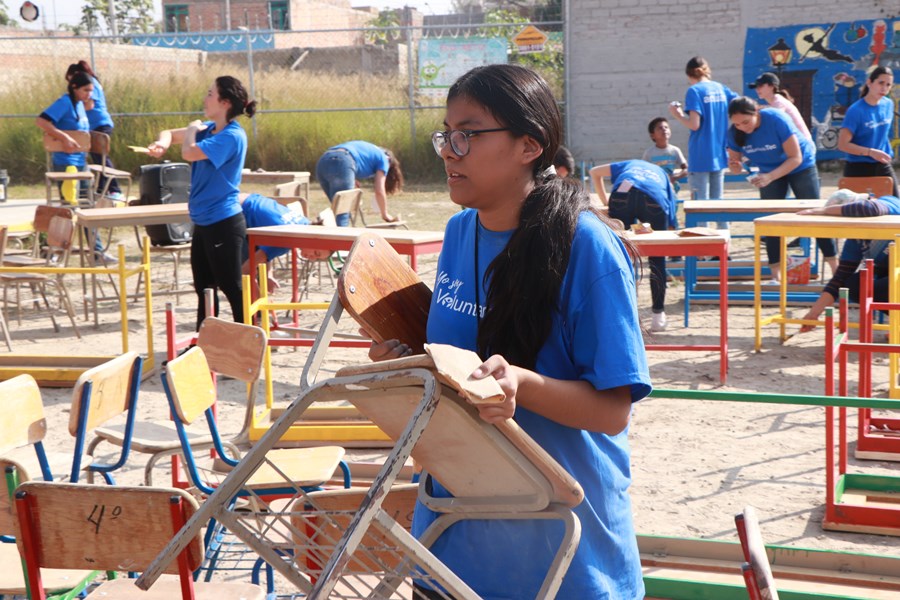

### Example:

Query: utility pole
xmin=108 ymin=0 xmax=119 ymax=38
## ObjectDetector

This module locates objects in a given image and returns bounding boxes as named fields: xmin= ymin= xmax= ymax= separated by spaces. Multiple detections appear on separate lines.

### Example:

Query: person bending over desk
xmin=797 ymin=189 xmax=900 ymax=333
xmin=726 ymin=96 xmax=838 ymax=281
xmin=239 ymin=193 xmax=311 ymax=294
xmin=591 ymin=159 xmax=678 ymax=332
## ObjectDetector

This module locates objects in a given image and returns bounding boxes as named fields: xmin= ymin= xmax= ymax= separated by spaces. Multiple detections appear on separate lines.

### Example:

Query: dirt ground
xmin=3 ymin=170 xmax=900 ymax=585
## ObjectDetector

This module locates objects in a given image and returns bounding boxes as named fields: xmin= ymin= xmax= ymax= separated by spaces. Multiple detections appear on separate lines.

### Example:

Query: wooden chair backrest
xmin=42 ymin=131 xmax=90 ymax=154
xmin=337 ymin=232 xmax=431 ymax=354
xmin=0 ymin=224 xmax=6 ymax=264
xmin=0 ymin=374 xmax=47 ymax=456
xmin=738 ymin=506 xmax=780 ymax=600
xmin=331 ymin=189 xmax=363 ymax=222
xmin=68 ymin=352 xmax=141 ymax=436
xmin=273 ymin=196 xmax=309 ymax=217
xmin=33 ymin=205 xmax=73 ymax=233
xmin=837 ymin=176 xmax=894 ymax=197
xmin=273 ymin=181 xmax=304 ymax=198
xmin=89 ymin=130 xmax=110 ymax=157
xmin=165 ymin=346 xmax=218 ymax=424
xmin=46 ymin=215 xmax=74 ymax=253
xmin=14 ymin=482 xmax=203 ymax=574
xmin=291 ymin=484 xmax=418 ymax=576
xmin=318 ymin=207 xmax=337 ymax=227
xmin=196 ymin=317 xmax=267 ymax=382
xmin=339 ymin=356 xmax=583 ymax=508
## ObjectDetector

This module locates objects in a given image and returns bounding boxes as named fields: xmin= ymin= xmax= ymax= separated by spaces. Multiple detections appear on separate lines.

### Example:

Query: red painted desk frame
xmin=629 ymin=231 xmax=729 ymax=384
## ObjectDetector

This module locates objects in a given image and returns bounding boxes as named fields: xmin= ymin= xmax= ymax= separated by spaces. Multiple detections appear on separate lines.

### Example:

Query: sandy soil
xmin=3 ymin=171 xmax=899 ymax=587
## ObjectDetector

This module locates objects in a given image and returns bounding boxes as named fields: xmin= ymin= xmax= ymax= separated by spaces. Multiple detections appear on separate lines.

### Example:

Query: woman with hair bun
xmin=837 ymin=65 xmax=897 ymax=196
xmin=147 ymin=75 xmax=257 ymax=328
xmin=669 ymin=56 xmax=737 ymax=216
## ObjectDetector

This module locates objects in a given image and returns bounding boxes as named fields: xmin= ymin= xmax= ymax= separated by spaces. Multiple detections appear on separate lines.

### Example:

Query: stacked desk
xmin=241 ymin=170 xmax=310 ymax=200
xmin=753 ymin=213 xmax=900 ymax=350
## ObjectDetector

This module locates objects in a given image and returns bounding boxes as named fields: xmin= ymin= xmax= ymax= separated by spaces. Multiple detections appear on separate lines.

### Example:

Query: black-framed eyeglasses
xmin=431 ymin=128 xmax=510 ymax=157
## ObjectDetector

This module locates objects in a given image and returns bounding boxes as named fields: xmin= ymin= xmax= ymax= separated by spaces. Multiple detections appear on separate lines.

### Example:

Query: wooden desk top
xmin=247 ymin=224 xmax=444 ymax=245
xmin=755 ymin=212 xmax=900 ymax=229
xmin=75 ymin=203 xmax=190 ymax=227
xmin=240 ymin=170 xmax=310 ymax=184
xmin=685 ymin=199 xmax=826 ymax=213
xmin=0 ymin=202 xmax=40 ymax=231
xmin=625 ymin=230 xmax=729 ymax=246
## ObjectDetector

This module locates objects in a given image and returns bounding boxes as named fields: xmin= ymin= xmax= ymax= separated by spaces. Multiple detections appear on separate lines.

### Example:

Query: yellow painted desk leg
xmin=779 ymin=235 xmax=787 ymax=342
xmin=755 ymin=231 xmax=762 ymax=351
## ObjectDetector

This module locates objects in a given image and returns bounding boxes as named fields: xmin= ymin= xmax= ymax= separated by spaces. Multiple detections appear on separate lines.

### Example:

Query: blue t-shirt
xmin=726 ymin=108 xmax=815 ymax=175
xmin=334 ymin=141 xmax=390 ymax=179
xmin=417 ymin=208 xmax=651 ymax=599
xmin=241 ymin=193 xmax=309 ymax=260
xmin=841 ymin=97 xmax=895 ymax=163
xmin=684 ymin=80 xmax=737 ymax=173
xmin=877 ymin=195 xmax=900 ymax=215
xmin=611 ymin=160 xmax=679 ymax=228
xmin=41 ymin=93 xmax=89 ymax=167
xmin=189 ymin=120 xmax=247 ymax=226
xmin=86 ymin=76 xmax=114 ymax=130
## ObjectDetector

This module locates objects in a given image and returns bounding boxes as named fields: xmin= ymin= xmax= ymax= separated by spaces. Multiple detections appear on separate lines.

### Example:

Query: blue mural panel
xmin=745 ymin=19 xmax=899 ymax=160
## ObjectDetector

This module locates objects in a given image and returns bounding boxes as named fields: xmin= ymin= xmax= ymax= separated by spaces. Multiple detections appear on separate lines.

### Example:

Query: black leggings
xmin=608 ymin=189 xmax=668 ymax=312
xmin=191 ymin=212 xmax=246 ymax=329
xmin=842 ymin=161 xmax=899 ymax=197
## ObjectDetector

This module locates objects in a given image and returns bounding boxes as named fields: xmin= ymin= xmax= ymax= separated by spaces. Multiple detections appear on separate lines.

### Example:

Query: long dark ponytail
xmin=448 ymin=64 xmax=636 ymax=369
xmin=727 ymin=96 xmax=760 ymax=147
xmin=860 ymin=65 xmax=893 ymax=99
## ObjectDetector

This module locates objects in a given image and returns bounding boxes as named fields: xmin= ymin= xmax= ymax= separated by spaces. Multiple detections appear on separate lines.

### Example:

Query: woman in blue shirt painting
xmin=147 ymin=76 xmax=256 ymax=329
xmin=726 ymin=96 xmax=837 ymax=280
xmin=371 ymin=64 xmax=651 ymax=599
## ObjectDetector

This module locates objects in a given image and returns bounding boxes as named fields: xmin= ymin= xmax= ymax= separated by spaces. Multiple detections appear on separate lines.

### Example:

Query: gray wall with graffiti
xmin=568 ymin=0 xmax=899 ymax=167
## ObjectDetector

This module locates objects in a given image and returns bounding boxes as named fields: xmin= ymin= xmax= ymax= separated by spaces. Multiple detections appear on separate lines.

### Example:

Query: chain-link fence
xmin=0 ymin=19 xmax=565 ymax=185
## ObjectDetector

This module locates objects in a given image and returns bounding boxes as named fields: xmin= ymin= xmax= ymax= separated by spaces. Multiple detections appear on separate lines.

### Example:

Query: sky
xmin=12 ymin=1 xmax=457 ymax=31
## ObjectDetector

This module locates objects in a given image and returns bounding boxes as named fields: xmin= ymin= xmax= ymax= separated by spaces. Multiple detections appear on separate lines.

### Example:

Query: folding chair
xmin=0 ymin=226 xmax=13 ymax=351
xmin=837 ymin=176 xmax=894 ymax=197
xmin=42 ymin=131 xmax=95 ymax=207
xmin=734 ymin=506 xmax=780 ymax=600
xmin=14 ymin=481 xmax=266 ymax=600
xmin=0 ymin=215 xmax=81 ymax=338
xmin=88 ymin=130 xmax=133 ymax=201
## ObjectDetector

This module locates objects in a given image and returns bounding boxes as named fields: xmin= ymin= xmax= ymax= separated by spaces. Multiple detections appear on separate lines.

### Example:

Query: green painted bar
xmin=650 ymin=388 xmax=900 ymax=410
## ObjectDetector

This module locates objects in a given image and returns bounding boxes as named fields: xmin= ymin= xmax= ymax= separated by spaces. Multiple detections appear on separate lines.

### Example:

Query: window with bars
xmin=269 ymin=1 xmax=289 ymax=30
xmin=165 ymin=4 xmax=189 ymax=33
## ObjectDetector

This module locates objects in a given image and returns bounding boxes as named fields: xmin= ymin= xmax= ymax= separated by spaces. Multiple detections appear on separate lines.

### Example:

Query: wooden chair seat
xmin=82 ymin=575 xmax=265 ymax=600
xmin=94 ymin=421 xmax=213 ymax=453
xmin=42 ymin=131 xmax=95 ymax=207
xmin=245 ymin=446 xmax=346 ymax=489
xmin=0 ymin=543 xmax=94 ymax=595
xmin=2 ymin=254 xmax=46 ymax=267
xmin=1 ymin=446 xmax=91 ymax=480
xmin=88 ymin=164 xmax=133 ymax=179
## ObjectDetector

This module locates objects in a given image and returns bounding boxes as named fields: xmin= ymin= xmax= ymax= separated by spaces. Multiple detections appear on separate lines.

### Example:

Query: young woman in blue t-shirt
xmin=147 ymin=76 xmax=256 ymax=329
xmin=315 ymin=140 xmax=403 ymax=226
xmin=726 ymin=96 xmax=837 ymax=280
xmin=370 ymin=64 xmax=651 ymax=599
xmin=837 ymin=66 xmax=897 ymax=197
xmin=669 ymin=56 xmax=736 ymax=211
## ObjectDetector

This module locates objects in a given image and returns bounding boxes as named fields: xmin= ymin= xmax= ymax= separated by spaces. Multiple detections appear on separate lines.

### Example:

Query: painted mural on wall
xmin=745 ymin=19 xmax=899 ymax=161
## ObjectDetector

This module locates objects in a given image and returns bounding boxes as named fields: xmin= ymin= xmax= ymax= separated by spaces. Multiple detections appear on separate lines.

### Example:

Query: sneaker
xmin=105 ymin=191 xmax=125 ymax=202
xmin=650 ymin=312 xmax=667 ymax=332
xmin=95 ymin=251 xmax=117 ymax=264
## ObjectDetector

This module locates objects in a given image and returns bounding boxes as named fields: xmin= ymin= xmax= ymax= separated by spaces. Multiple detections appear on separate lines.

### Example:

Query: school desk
xmin=240 ymin=170 xmax=310 ymax=200
xmin=627 ymin=230 xmax=729 ymax=384
xmin=753 ymin=212 xmax=900 ymax=350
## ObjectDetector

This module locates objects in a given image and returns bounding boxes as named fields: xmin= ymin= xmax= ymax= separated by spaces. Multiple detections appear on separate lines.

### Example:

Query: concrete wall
xmin=567 ymin=0 xmax=897 ymax=164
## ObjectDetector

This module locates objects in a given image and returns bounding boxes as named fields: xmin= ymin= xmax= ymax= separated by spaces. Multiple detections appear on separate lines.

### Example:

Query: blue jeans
xmin=689 ymin=170 xmax=727 ymax=229
xmin=609 ymin=190 xmax=668 ymax=312
xmin=759 ymin=165 xmax=835 ymax=264
xmin=315 ymin=148 xmax=355 ymax=227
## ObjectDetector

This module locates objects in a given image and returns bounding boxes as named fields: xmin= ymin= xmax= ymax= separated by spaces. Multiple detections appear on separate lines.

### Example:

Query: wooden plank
xmin=67 ymin=352 xmax=139 ymax=435
xmin=197 ymin=317 xmax=267 ymax=382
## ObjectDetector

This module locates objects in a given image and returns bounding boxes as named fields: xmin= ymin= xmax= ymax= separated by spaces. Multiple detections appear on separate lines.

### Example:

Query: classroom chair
xmin=0 ymin=227 xmax=12 ymax=351
xmin=42 ymin=131 xmax=95 ymax=207
xmin=14 ymin=481 xmax=266 ymax=600
xmin=2 ymin=204 xmax=73 ymax=263
xmin=734 ymin=506 xmax=779 ymax=600
xmin=88 ymin=130 xmax=133 ymax=201
xmin=0 ymin=215 xmax=81 ymax=338
xmin=332 ymin=188 xmax=408 ymax=230
xmin=837 ymin=176 xmax=894 ymax=198
xmin=161 ymin=317 xmax=350 ymax=497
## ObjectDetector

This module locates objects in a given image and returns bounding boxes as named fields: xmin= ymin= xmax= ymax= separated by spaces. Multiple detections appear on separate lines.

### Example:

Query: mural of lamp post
xmin=768 ymin=38 xmax=792 ymax=79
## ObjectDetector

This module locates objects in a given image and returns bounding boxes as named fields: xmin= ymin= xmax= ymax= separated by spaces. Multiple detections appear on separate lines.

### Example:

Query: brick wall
xmin=567 ymin=0 xmax=897 ymax=164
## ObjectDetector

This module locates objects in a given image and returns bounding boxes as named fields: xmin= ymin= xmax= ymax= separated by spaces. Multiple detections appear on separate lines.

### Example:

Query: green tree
xmin=0 ymin=1 xmax=16 ymax=27
xmin=365 ymin=9 xmax=401 ymax=46
xmin=79 ymin=0 xmax=156 ymax=36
